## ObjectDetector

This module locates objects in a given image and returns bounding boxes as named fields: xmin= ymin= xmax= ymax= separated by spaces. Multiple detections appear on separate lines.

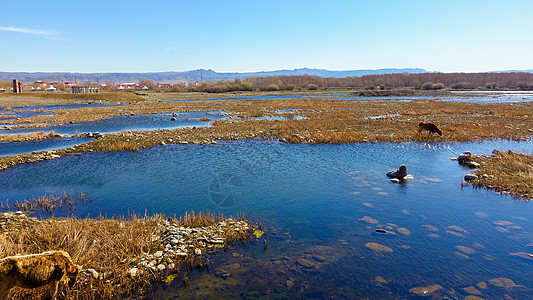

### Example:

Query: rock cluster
xmin=452 ymin=151 xmax=483 ymax=169
xmin=83 ymin=132 xmax=104 ymax=139
xmin=129 ymin=219 xmax=250 ymax=276
xmin=0 ymin=211 xmax=36 ymax=230
xmin=451 ymin=151 xmax=489 ymax=181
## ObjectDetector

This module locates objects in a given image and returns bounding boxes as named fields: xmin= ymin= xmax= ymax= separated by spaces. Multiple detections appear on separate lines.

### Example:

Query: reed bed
xmin=470 ymin=150 xmax=533 ymax=200
xmin=100 ymin=140 xmax=140 ymax=152
xmin=1 ymin=192 xmax=89 ymax=214
xmin=1 ymin=211 xmax=252 ymax=299
xmin=0 ymin=130 xmax=58 ymax=142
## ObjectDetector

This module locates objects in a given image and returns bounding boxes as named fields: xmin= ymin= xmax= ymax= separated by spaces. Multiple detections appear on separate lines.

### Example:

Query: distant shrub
xmin=432 ymin=83 xmax=445 ymax=90
xmin=266 ymin=84 xmax=280 ymax=91
xmin=307 ymin=84 xmax=319 ymax=90
xmin=451 ymin=82 xmax=477 ymax=89
xmin=484 ymin=82 xmax=497 ymax=89
xmin=240 ymin=81 xmax=253 ymax=91
xmin=516 ymin=81 xmax=533 ymax=90
xmin=421 ymin=82 xmax=434 ymax=90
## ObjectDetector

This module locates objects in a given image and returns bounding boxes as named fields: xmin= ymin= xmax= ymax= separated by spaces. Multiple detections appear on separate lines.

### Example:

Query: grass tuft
xmin=470 ymin=150 xmax=533 ymax=200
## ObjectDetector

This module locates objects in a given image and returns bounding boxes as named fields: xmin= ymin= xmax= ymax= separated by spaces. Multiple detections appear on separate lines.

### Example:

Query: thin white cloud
xmin=0 ymin=26 xmax=56 ymax=36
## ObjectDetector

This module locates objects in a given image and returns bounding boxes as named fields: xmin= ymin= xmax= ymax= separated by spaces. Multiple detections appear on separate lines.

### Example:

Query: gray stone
xmin=129 ymin=268 xmax=138 ymax=277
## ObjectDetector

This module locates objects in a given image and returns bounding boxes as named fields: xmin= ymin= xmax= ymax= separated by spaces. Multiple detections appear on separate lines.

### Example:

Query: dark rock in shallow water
xmin=387 ymin=165 xmax=408 ymax=179
xmin=464 ymin=174 xmax=477 ymax=181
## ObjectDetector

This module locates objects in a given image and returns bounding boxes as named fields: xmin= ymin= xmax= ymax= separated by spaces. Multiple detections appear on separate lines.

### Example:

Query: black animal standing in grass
xmin=418 ymin=122 xmax=442 ymax=137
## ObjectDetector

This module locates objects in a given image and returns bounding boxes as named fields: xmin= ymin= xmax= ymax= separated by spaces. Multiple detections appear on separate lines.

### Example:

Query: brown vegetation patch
xmin=1 ymin=212 xmax=252 ymax=299
xmin=469 ymin=150 xmax=533 ymax=200
xmin=0 ymin=131 xmax=62 ymax=143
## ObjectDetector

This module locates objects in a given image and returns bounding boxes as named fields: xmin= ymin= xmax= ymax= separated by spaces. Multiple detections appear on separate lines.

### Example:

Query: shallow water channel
xmin=0 ymin=139 xmax=532 ymax=298
xmin=0 ymin=111 xmax=225 ymax=136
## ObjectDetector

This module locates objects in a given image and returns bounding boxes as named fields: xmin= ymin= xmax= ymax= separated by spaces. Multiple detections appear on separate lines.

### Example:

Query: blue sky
xmin=1 ymin=0 xmax=532 ymax=73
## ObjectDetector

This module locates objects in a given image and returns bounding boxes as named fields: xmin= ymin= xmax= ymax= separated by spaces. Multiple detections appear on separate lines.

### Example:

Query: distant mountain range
xmin=0 ymin=68 xmax=428 ymax=84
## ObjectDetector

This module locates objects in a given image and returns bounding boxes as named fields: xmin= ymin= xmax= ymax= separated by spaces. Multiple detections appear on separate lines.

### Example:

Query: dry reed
xmin=0 ymin=131 xmax=58 ymax=143
xmin=101 ymin=141 xmax=139 ymax=152
xmin=470 ymin=150 xmax=533 ymax=200
xmin=1 ymin=192 xmax=89 ymax=214
xmin=1 ymin=211 xmax=252 ymax=299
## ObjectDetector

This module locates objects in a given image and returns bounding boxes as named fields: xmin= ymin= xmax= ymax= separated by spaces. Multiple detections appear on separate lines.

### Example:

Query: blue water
xmin=0 ymin=111 xmax=226 ymax=136
xmin=1 ymin=139 xmax=532 ymax=298
xmin=331 ymin=95 xmax=533 ymax=103
xmin=0 ymin=138 xmax=92 ymax=157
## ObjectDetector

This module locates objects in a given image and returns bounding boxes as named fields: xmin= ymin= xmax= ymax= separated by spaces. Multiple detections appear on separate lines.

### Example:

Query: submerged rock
xmin=456 ymin=245 xmax=476 ymax=254
xmin=409 ymin=284 xmax=443 ymax=297
xmin=386 ymin=165 xmax=408 ymax=179
xmin=397 ymin=228 xmax=411 ymax=236
xmin=297 ymin=258 xmax=317 ymax=268
xmin=509 ymin=252 xmax=533 ymax=259
xmin=365 ymin=242 xmax=393 ymax=253
xmin=359 ymin=216 xmax=378 ymax=224
xmin=488 ymin=277 xmax=524 ymax=288
xmin=463 ymin=286 xmax=483 ymax=295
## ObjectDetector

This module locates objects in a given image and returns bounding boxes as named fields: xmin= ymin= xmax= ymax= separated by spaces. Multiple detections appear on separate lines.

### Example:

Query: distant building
xmin=46 ymin=86 xmax=57 ymax=92
xmin=12 ymin=79 xmax=22 ymax=93
xmin=72 ymin=86 xmax=100 ymax=93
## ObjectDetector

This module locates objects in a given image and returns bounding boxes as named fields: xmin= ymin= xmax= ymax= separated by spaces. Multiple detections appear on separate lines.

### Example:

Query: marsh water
xmin=0 ymin=111 xmax=226 ymax=136
xmin=1 ymin=139 xmax=532 ymax=299
xmin=0 ymin=137 xmax=91 ymax=157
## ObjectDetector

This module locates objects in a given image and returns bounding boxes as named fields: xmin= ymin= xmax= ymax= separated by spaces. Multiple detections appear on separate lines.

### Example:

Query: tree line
xmin=191 ymin=72 xmax=533 ymax=92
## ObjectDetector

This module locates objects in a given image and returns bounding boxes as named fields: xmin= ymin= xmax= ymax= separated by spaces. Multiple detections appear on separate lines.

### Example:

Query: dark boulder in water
xmin=387 ymin=165 xmax=408 ymax=179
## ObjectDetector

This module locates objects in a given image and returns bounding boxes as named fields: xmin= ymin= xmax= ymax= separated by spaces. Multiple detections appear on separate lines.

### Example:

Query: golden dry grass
xmin=0 ymin=131 xmax=58 ymax=143
xmin=1 ymin=212 xmax=251 ymax=299
xmin=470 ymin=150 xmax=533 ymax=200
xmin=100 ymin=141 xmax=139 ymax=152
